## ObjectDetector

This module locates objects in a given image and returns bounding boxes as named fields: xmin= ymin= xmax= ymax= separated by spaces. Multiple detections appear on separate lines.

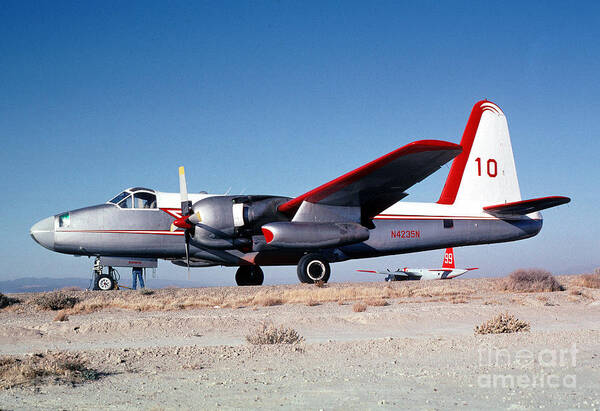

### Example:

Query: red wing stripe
xmin=357 ymin=270 xmax=378 ymax=273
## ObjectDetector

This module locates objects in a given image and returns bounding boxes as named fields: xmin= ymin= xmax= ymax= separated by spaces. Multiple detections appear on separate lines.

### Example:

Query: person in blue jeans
xmin=132 ymin=267 xmax=145 ymax=290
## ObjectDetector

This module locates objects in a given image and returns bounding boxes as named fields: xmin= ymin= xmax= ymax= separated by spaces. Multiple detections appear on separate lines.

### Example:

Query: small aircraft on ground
xmin=30 ymin=100 xmax=570 ymax=289
xmin=357 ymin=248 xmax=478 ymax=281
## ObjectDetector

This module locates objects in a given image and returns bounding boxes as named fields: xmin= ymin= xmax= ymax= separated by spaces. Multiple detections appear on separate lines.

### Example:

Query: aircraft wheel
xmin=297 ymin=254 xmax=330 ymax=284
xmin=96 ymin=274 xmax=115 ymax=291
xmin=235 ymin=265 xmax=264 ymax=286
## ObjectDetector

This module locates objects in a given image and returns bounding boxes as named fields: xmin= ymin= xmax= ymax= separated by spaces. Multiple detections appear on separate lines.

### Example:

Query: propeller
xmin=171 ymin=166 xmax=194 ymax=279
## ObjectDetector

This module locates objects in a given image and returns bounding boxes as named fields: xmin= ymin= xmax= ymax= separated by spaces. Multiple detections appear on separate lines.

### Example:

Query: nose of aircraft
xmin=30 ymin=216 xmax=55 ymax=251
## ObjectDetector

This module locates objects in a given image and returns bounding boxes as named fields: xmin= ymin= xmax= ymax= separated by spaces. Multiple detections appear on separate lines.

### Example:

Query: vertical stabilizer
xmin=438 ymin=101 xmax=521 ymax=207
xmin=442 ymin=248 xmax=455 ymax=269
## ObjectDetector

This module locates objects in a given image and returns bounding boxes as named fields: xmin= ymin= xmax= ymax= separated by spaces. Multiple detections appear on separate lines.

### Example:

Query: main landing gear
xmin=297 ymin=253 xmax=331 ymax=284
xmin=234 ymin=254 xmax=332 ymax=286
xmin=235 ymin=265 xmax=264 ymax=286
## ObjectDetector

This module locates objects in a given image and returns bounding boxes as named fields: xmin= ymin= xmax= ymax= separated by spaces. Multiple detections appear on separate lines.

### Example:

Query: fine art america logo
xmin=477 ymin=344 xmax=578 ymax=388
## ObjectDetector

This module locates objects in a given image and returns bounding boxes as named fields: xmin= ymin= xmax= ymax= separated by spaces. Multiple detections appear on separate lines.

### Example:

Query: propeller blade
xmin=185 ymin=231 xmax=191 ymax=280
xmin=179 ymin=166 xmax=192 ymax=215
xmin=177 ymin=166 xmax=193 ymax=280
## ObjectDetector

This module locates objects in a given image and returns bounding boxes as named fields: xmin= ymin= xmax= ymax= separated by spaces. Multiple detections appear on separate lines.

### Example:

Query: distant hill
xmin=0 ymin=276 xmax=215 ymax=293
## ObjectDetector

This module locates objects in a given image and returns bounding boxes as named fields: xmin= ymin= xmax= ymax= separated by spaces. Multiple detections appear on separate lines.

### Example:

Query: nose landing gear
xmin=91 ymin=257 xmax=118 ymax=291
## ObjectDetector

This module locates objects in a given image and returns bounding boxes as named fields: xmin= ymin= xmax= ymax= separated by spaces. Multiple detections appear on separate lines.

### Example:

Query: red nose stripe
xmin=262 ymin=227 xmax=274 ymax=243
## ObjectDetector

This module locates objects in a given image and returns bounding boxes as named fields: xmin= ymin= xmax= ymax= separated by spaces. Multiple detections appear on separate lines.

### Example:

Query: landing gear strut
xmin=235 ymin=265 xmax=264 ymax=286
xmin=92 ymin=257 xmax=117 ymax=291
xmin=297 ymin=253 xmax=331 ymax=284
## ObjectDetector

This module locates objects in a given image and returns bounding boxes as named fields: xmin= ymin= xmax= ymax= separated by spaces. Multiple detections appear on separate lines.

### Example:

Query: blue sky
xmin=1 ymin=1 xmax=598 ymax=285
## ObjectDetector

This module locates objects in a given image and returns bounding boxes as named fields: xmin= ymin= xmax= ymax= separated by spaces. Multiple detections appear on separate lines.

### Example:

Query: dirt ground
xmin=0 ymin=276 xmax=599 ymax=410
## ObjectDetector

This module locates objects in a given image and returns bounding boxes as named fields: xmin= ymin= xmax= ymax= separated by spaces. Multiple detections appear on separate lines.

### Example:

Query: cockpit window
xmin=134 ymin=192 xmax=157 ymax=209
xmin=117 ymin=195 xmax=132 ymax=209
xmin=109 ymin=191 xmax=130 ymax=204
xmin=58 ymin=212 xmax=70 ymax=227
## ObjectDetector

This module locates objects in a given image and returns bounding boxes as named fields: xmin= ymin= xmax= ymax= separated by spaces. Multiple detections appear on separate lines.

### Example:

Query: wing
xmin=483 ymin=196 xmax=570 ymax=216
xmin=357 ymin=269 xmax=409 ymax=277
xmin=278 ymin=140 xmax=462 ymax=218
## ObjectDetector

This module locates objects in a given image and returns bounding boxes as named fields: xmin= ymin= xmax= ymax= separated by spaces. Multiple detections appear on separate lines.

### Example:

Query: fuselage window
xmin=134 ymin=192 xmax=157 ymax=209
xmin=118 ymin=195 xmax=133 ymax=209
xmin=443 ymin=219 xmax=454 ymax=229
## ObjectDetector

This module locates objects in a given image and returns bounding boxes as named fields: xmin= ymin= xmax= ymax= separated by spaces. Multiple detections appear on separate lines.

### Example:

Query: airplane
xmin=30 ymin=100 xmax=570 ymax=289
xmin=357 ymin=247 xmax=478 ymax=281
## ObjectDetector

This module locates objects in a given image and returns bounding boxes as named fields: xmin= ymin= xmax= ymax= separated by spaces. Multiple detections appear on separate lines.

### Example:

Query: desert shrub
xmin=364 ymin=298 xmax=388 ymax=307
xmin=475 ymin=312 xmax=530 ymax=334
xmin=573 ymin=273 xmax=600 ymax=289
xmin=353 ymin=302 xmax=367 ymax=312
xmin=0 ymin=293 xmax=20 ymax=309
xmin=53 ymin=311 xmax=69 ymax=322
xmin=314 ymin=280 xmax=326 ymax=288
xmin=0 ymin=352 xmax=99 ymax=389
xmin=245 ymin=323 xmax=304 ymax=345
xmin=252 ymin=295 xmax=283 ymax=307
xmin=33 ymin=292 xmax=79 ymax=311
xmin=139 ymin=288 xmax=155 ymax=295
xmin=61 ymin=286 xmax=83 ymax=292
xmin=500 ymin=269 xmax=564 ymax=293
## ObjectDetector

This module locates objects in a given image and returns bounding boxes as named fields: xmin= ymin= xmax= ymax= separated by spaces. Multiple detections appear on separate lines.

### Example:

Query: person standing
xmin=132 ymin=267 xmax=145 ymax=290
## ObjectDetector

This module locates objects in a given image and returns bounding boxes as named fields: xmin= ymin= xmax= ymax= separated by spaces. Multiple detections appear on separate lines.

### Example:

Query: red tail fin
xmin=442 ymin=248 xmax=455 ymax=269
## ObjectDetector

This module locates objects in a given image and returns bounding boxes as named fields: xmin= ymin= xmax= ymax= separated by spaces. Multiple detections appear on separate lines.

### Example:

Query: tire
xmin=235 ymin=265 xmax=264 ymax=286
xmin=297 ymin=254 xmax=331 ymax=284
xmin=96 ymin=274 xmax=115 ymax=291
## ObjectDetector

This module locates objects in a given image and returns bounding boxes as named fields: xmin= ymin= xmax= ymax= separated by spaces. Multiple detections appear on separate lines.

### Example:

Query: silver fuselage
xmin=30 ymin=197 xmax=542 ymax=267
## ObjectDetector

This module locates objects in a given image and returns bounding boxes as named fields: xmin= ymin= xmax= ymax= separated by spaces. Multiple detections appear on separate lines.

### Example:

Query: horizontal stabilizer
xmin=483 ymin=196 xmax=570 ymax=216
xmin=356 ymin=269 xmax=408 ymax=277
xmin=428 ymin=267 xmax=478 ymax=272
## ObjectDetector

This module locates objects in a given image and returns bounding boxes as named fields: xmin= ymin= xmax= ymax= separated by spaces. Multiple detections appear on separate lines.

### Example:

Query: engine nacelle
xmin=190 ymin=195 xmax=289 ymax=249
xmin=261 ymin=222 xmax=370 ymax=249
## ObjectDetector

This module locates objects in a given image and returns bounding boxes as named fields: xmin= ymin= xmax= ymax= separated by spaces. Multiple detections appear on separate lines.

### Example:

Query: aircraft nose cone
xmin=30 ymin=216 xmax=55 ymax=250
